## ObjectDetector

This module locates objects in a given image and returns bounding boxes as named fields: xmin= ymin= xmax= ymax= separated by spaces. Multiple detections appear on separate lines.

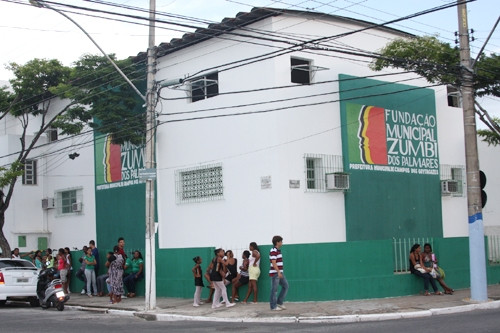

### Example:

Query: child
xmin=192 ymin=256 xmax=205 ymax=307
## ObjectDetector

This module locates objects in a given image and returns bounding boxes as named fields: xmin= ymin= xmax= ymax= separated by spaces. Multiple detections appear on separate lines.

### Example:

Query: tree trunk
xmin=0 ymin=212 xmax=11 ymax=258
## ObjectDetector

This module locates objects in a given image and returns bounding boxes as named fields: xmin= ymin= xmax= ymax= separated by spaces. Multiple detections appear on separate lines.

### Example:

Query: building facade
xmin=148 ymin=8 xmax=500 ymax=300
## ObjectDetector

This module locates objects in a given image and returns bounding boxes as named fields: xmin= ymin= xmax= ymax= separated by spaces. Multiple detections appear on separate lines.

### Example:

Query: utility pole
xmin=457 ymin=0 xmax=488 ymax=302
xmin=144 ymin=0 xmax=157 ymax=310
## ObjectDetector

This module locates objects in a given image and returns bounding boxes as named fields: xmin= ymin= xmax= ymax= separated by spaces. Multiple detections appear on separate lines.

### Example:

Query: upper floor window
xmin=56 ymin=188 xmax=83 ymax=214
xmin=291 ymin=57 xmax=312 ymax=84
xmin=22 ymin=159 xmax=37 ymax=185
xmin=46 ymin=126 xmax=58 ymax=142
xmin=190 ymin=72 xmax=219 ymax=102
xmin=175 ymin=163 xmax=224 ymax=203
xmin=447 ymin=86 xmax=461 ymax=108
xmin=440 ymin=164 xmax=464 ymax=196
xmin=304 ymin=154 xmax=346 ymax=192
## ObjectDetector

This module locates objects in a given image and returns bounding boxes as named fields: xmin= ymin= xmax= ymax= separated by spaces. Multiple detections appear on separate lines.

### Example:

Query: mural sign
xmin=339 ymin=74 xmax=442 ymax=241
xmin=95 ymin=134 xmax=145 ymax=190
xmin=346 ymin=103 xmax=439 ymax=175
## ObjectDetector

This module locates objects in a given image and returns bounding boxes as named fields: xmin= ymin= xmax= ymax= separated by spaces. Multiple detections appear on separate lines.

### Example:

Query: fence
xmin=392 ymin=237 xmax=434 ymax=273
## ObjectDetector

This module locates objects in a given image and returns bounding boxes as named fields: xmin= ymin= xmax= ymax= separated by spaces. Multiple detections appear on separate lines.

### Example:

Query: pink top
xmin=58 ymin=257 xmax=65 ymax=270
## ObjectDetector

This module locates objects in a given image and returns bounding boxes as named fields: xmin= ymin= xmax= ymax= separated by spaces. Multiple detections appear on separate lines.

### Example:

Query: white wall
xmin=1 ymin=97 xmax=96 ymax=252
xmin=155 ymin=12 xmax=500 ymax=249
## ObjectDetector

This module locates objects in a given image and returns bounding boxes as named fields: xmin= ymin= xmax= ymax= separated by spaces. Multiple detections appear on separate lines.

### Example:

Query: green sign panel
xmin=339 ymin=74 xmax=443 ymax=241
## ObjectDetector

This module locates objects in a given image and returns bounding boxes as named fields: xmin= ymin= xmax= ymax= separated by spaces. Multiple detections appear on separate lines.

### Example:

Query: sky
xmin=0 ymin=0 xmax=498 ymax=113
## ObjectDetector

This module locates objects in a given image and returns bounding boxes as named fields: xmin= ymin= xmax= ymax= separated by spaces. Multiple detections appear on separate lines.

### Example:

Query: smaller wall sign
xmin=261 ymin=176 xmax=272 ymax=189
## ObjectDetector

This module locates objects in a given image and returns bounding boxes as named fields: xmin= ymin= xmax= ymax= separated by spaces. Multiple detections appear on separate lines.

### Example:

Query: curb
xmin=67 ymin=299 xmax=500 ymax=323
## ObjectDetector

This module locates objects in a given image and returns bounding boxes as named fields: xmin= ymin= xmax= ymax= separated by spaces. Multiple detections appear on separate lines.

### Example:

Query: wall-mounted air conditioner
xmin=72 ymin=202 xmax=82 ymax=212
xmin=41 ymin=198 xmax=55 ymax=210
xmin=441 ymin=180 xmax=459 ymax=195
xmin=326 ymin=173 xmax=349 ymax=191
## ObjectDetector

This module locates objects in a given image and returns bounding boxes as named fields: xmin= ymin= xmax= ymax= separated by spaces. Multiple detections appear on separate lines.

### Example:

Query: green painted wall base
xmin=155 ymin=238 xmax=500 ymax=302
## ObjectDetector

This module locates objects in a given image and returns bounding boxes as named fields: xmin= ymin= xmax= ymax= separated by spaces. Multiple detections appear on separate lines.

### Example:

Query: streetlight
xmin=29 ymin=0 xmax=146 ymax=102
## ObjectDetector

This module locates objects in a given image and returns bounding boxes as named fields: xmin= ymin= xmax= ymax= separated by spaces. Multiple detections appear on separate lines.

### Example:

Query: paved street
xmin=0 ymin=303 xmax=499 ymax=332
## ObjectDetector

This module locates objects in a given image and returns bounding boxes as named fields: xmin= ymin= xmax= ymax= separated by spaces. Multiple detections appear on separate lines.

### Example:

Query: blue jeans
xmin=412 ymin=270 xmax=438 ymax=292
xmin=270 ymin=273 xmax=289 ymax=309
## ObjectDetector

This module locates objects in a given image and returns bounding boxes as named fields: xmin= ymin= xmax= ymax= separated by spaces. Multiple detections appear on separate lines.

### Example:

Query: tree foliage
xmin=371 ymin=36 xmax=500 ymax=145
xmin=53 ymin=54 xmax=146 ymax=145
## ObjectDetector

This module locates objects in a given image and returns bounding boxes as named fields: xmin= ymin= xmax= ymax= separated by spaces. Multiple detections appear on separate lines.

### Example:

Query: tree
xmin=0 ymin=56 xmax=145 ymax=257
xmin=0 ymin=58 xmax=72 ymax=257
xmin=53 ymin=54 xmax=146 ymax=145
xmin=371 ymin=35 xmax=500 ymax=145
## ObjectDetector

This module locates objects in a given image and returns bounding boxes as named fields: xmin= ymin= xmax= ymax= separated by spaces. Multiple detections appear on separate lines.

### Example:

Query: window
xmin=176 ymin=163 xmax=224 ymax=203
xmin=440 ymin=164 xmax=464 ymax=196
xmin=22 ymin=159 xmax=37 ymax=185
xmin=304 ymin=154 xmax=344 ymax=192
xmin=447 ymin=85 xmax=461 ymax=108
xmin=46 ymin=126 xmax=58 ymax=142
xmin=393 ymin=237 xmax=433 ymax=273
xmin=56 ymin=188 xmax=82 ymax=214
xmin=291 ymin=57 xmax=311 ymax=84
xmin=191 ymin=72 xmax=219 ymax=102
xmin=18 ymin=235 xmax=26 ymax=248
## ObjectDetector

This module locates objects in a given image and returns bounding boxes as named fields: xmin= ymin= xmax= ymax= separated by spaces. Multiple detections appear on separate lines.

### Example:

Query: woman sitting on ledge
xmin=409 ymin=243 xmax=441 ymax=296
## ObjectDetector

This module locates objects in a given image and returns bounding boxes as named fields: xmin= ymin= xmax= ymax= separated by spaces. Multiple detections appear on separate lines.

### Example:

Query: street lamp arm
xmin=31 ymin=0 xmax=146 ymax=102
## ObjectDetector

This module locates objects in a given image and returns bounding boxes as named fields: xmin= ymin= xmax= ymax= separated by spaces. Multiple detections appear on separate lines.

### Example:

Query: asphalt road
xmin=1 ymin=302 xmax=499 ymax=332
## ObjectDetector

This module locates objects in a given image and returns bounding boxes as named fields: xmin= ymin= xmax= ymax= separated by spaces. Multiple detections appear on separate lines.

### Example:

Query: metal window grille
xmin=190 ymin=72 xmax=219 ymax=102
xmin=176 ymin=163 xmax=224 ymax=204
xmin=58 ymin=189 xmax=78 ymax=214
xmin=440 ymin=164 xmax=465 ymax=196
xmin=487 ymin=235 xmax=500 ymax=265
xmin=393 ymin=237 xmax=434 ymax=274
xmin=22 ymin=159 xmax=37 ymax=185
xmin=304 ymin=154 xmax=343 ymax=192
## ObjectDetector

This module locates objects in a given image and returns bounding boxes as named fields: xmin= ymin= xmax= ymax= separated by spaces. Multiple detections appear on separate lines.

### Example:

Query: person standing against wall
xmin=89 ymin=240 xmax=99 ymax=277
xmin=269 ymin=235 xmax=289 ymax=311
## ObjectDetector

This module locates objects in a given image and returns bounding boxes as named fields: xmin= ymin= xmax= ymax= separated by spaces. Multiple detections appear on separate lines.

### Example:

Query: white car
xmin=0 ymin=258 xmax=39 ymax=306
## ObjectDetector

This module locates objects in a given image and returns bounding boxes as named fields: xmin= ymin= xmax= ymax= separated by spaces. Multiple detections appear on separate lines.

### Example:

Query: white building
xmin=0 ymin=97 xmax=95 ymax=253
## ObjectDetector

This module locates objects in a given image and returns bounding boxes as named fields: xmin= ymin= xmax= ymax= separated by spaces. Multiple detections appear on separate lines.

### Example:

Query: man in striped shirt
xmin=269 ymin=235 xmax=289 ymax=311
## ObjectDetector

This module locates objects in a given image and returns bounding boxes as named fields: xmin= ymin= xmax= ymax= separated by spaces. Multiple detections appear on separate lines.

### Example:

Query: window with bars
xmin=440 ymin=164 xmax=465 ymax=196
xmin=176 ymin=163 xmax=224 ymax=203
xmin=393 ymin=237 xmax=434 ymax=273
xmin=22 ymin=159 xmax=37 ymax=185
xmin=57 ymin=188 xmax=81 ymax=214
xmin=191 ymin=72 xmax=219 ymax=102
xmin=304 ymin=154 xmax=344 ymax=192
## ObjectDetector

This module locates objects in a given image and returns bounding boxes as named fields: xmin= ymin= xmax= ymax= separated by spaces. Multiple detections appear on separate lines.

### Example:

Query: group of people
xmin=76 ymin=238 xmax=144 ymax=304
xmin=409 ymin=243 xmax=454 ymax=295
xmin=11 ymin=246 xmax=74 ymax=295
xmin=192 ymin=235 xmax=289 ymax=311
xmin=11 ymin=238 xmax=145 ymax=305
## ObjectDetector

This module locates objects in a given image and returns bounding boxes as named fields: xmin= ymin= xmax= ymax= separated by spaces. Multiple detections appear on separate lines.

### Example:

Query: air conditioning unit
xmin=72 ymin=202 xmax=82 ymax=212
xmin=326 ymin=173 xmax=349 ymax=191
xmin=41 ymin=198 xmax=55 ymax=210
xmin=441 ymin=180 xmax=459 ymax=195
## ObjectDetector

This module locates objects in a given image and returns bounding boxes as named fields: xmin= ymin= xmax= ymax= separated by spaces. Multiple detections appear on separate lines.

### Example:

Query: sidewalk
xmin=66 ymin=284 xmax=500 ymax=323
